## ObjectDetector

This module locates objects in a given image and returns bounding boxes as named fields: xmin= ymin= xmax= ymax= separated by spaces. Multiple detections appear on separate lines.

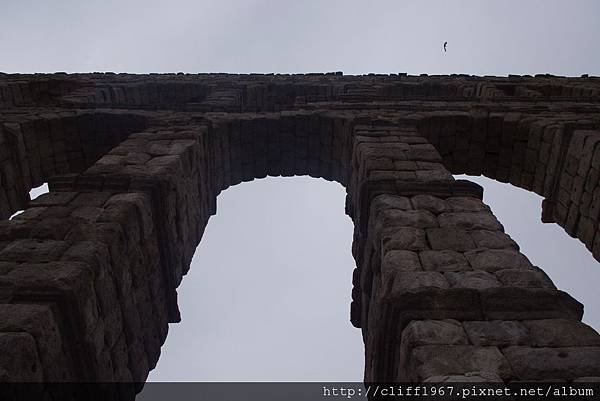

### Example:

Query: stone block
xmin=30 ymin=218 xmax=73 ymax=240
xmin=71 ymin=206 xmax=105 ymax=223
xmin=438 ymin=212 xmax=503 ymax=230
xmin=495 ymin=268 xmax=555 ymax=289
xmin=0 ymin=305 xmax=65 ymax=377
xmin=469 ymin=230 xmax=518 ymax=249
xmin=29 ymin=191 xmax=77 ymax=207
xmin=72 ymin=192 xmax=112 ymax=207
xmin=522 ymin=319 xmax=600 ymax=347
xmin=446 ymin=197 xmax=489 ymax=212
xmin=463 ymin=320 xmax=529 ymax=346
xmin=480 ymin=288 xmax=583 ymax=320
xmin=393 ymin=160 xmax=417 ymax=170
xmin=503 ymin=346 xmax=600 ymax=380
xmin=96 ymin=154 xmax=124 ymax=165
xmin=408 ymin=345 xmax=514 ymax=381
xmin=401 ymin=319 xmax=469 ymax=348
xmin=420 ymin=250 xmax=470 ymax=272
xmin=411 ymin=195 xmax=449 ymax=214
xmin=415 ymin=169 xmax=453 ymax=181
xmin=104 ymin=193 xmax=154 ymax=238
xmin=465 ymin=249 xmax=533 ymax=272
xmin=40 ymin=206 xmax=72 ymax=219
xmin=124 ymin=152 xmax=151 ymax=165
xmin=445 ymin=271 xmax=501 ymax=289
xmin=0 ymin=332 xmax=43 ymax=382
xmin=382 ymin=227 xmax=429 ymax=252
xmin=390 ymin=271 xmax=448 ymax=295
xmin=370 ymin=194 xmax=412 ymax=214
xmin=6 ymin=261 xmax=100 ymax=334
xmin=369 ymin=170 xmax=416 ymax=181
xmin=426 ymin=228 xmax=476 ymax=251
xmin=375 ymin=209 xmax=438 ymax=229
xmin=0 ymin=239 xmax=69 ymax=263
xmin=382 ymin=250 xmax=421 ymax=273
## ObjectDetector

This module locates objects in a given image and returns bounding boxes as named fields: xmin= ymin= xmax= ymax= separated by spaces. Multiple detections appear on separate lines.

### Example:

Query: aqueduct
xmin=1 ymin=72 xmax=600 ymax=398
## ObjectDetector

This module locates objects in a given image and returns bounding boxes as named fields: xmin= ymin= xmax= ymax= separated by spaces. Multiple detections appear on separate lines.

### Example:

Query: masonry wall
xmin=0 ymin=73 xmax=600 ymax=399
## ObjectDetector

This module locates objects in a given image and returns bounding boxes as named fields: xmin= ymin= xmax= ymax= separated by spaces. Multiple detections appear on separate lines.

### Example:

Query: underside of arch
xmin=418 ymin=109 xmax=600 ymax=258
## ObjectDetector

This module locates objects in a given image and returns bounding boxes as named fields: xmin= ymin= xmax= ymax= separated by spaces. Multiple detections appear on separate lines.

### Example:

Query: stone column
xmin=0 ymin=125 xmax=210 ymax=397
xmin=349 ymin=120 xmax=600 ymax=383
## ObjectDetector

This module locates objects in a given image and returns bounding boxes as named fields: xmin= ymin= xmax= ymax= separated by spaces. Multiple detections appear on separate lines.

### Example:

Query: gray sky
xmin=2 ymin=0 xmax=600 ymax=385
xmin=1 ymin=0 xmax=599 ymax=75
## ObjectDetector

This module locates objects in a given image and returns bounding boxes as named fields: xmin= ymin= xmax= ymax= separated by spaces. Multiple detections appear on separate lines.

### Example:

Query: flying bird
xmin=443 ymin=42 xmax=448 ymax=52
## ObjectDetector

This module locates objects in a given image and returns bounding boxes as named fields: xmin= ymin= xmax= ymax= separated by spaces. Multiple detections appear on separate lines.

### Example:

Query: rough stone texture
xmin=1 ymin=73 xmax=600 ymax=396
xmin=503 ymin=346 xmax=600 ymax=380
xmin=407 ymin=345 xmax=514 ymax=382
xmin=463 ymin=320 xmax=530 ymax=346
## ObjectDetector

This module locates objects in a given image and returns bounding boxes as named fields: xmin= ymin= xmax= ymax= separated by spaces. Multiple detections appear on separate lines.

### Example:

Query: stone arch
xmin=0 ymin=110 xmax=361 ymax=390
xmin=418 ymin=108 xmax=600 ymax=260
xmin=1 ymin=73 xmax=600 ymax=399
xmin=0 ymin=111 xmax=147 ymax=219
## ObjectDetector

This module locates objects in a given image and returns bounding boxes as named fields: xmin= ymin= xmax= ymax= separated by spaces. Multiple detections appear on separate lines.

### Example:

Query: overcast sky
xmin=3 ymin=0 xmax=600 ymax=387
xmin=1 ymin=0 xmax=599 ymax=76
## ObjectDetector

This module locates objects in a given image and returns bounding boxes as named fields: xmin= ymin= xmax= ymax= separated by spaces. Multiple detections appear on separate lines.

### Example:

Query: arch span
xmin=146 ymin=176 xmax=363 ymax=382
xmin=418 ymin=109 xmax=600 ymax=257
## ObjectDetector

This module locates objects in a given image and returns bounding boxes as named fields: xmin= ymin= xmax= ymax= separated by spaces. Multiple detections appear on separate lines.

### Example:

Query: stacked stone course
xmin=0 ymin=72 xmax=600 ymax=398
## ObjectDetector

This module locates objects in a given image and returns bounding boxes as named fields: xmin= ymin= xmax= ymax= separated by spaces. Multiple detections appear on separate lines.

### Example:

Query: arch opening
xmin=419 ymin=110 xmax=600 ymax=263
xmin=457 ymin=174 xmax=600 ymax=331
xmin=146 ymin=176 xmax=364 ymax=382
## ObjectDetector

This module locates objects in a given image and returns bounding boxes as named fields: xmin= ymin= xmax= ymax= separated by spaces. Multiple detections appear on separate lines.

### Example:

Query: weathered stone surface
xmin=465 ymin=249 xmax=533 ymax=272
xmin=401 ymin=319 xmax=469 ymax=348
xmin=398 ymin=319 xmax=470 ymax=381
xmin=375 ymin=209 xmax=438 ymax=229
xmin=390 ymin=271 xmax=448 ymax=295
xmin=420 ymin=250 xmax=471 ymax=271
xmin=446 ymin=197 xmax=489 ymax=212
xmin=0 ymin=304 xmax=70 ymax=381
xmin=463 ymin=320 xmax=530 ymax=346
xmin=71 ymin=206 xmax=105 ymax=222
xmin=380 ymin=251 xmax=423 ymax=296
xmin=522 ymin=319 xmax=600 ymax=347
xmin=1 ymin=73 xmax=599 ymax=390
xmin=0 ymin=332 xmax=43 ymax=381
xmin=409 ymin=345 xmax=514 ymax=381
xmin=0 ymin=239 xmax=69 ymax=262
xmin=382 ymin=250 xmax=421 ymax=273
xmin=469 ymin=230 xmax=518 ymax=249
xmin=495 ymin=268 xmax=555 ymax=289
xmin=381 ymin=227 xmax=429 ymax=252
xmin=426 ymin=228 xmax=476 ymax=251
xmin=503 ymin=346 xmax=600 ymax=380
xmin=371 ymin=195 xmax=412 ymax=214
xmin=411 ymin=195 xmax=449 ymax=213
xmin=72 ymin=192 xmax=112 ymax=207
xmin=438 ymin=212 xmax=503 ymax=230
xmin=445 ymin=271 xmax=501 ymax=289
xmin=480 ymin=288 xmax=583 ymax=320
